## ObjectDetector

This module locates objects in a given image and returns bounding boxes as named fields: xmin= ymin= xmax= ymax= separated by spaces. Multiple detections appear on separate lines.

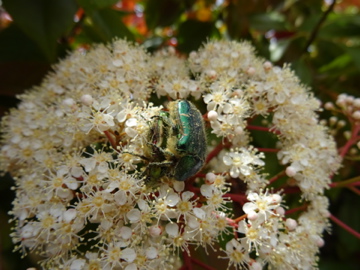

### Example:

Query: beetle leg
xmin=121 ymin=151 xmax=150 ymax=161
xmin=146 ymin=142 xmax=174 ymax=159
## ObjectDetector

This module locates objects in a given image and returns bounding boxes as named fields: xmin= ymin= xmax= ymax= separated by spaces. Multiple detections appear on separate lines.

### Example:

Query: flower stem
xmin=339 ymin=124 xmax=360 ymax=158
xmin=182 ymin=250 xmax=192 ymax=270
xmin=104 ymin=130 xmax=117 ymax=150
xmin=285 ymin=204 xmax=308 ymax=215
xmin=330 ymin=175 xmax=360 ymax=188
xmin=347 ymin=185 xmax=360 ymax=196
xmin=268 ymin=170 xmax=286 ymax=184
xmin=205 ymin=139 xmax=231 ymax=164
xmin=330 ymin=214 xmax=360 ymax=239
xmin=192 ymin=257 xmax=216 ymax=270
xmin=247 ymin=125 xmax=281 ymax=135
xmin=233 ymin=214 xmax=247 ymax=223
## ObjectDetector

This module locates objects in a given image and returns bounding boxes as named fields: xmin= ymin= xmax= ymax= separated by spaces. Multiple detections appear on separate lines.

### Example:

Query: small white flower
xmin=243 ymin=191 xmax=281 ymax=220
xmin=223 ymin=238 xmax=250 ymax=269
xmin=223 ymin=148 xmax=264 ymax=178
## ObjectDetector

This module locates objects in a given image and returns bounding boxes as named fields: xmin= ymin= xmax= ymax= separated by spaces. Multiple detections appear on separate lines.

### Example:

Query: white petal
xmin=205 ymin=172 xmax=216 ymax=183
xmin=126 ymin=209 xmax=141 ymax=223
xmin=125 ymin=264 xmax=137 ymax=270
xmin=114 ymin=190 xmax=128 ymax=205
xmin=173 ymin=181 xmax=185 ymax=192
xmin=71 ymin=167 xmax=83 ymax=178
xmin=243 ymin=202 xmax=257 ymax=214
xmin=64 ymin=209 xmax=77 ymax=222
xmin=120 ymin=226 xmax=133 ymax=240
xmin=146 ymin=247 xmax=158 ymax=259
xmin=126 ymin=118 xmax=137 ymax=127
xmin=247 ymin=192 xmax=259 ymax=201
xmin=70 ymin=259 xmax=86 ymax=270
xmin=121 ymin=248 xmax=136 ymax=262
xmin=165 ymin=193 xmax=180 ymax=207
xmin=138 ymin=199 xmax=149 ymax=211
xmin=112 ymin=59 xmax=123 ymax=67
xmin=149 ymin=225 xmax=162 ymax=236
xmin=165 ymin=223 xmax=179 ymax=237
xmin=100 ymin=219 xmax=112 ymax=230
xmin=200 ymin=184 xmax=212 ymax=197
xmin=193 ymin=207 xmax=206 ymax=220
xmin=116 ymin=111 xmax=127 ymax=122
xmin=181 ymin=191 xmax=194 ymax=201
xmin=223 ymin=155 xmax=233 ymax=166
xmin=237 ymin=220 xmax=247 ymax=234
xmin=229 ymin=167 xmax=239 ymax=178
xmin=187 ymin=216 xmax=199 ymax=229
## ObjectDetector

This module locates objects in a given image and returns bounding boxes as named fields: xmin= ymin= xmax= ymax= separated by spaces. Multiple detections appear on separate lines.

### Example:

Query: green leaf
xmin=177 ymin=20 xmax=218 ymax=53
xmin=3 ymin=0 xmax=78 ymax=62
xmin=269 ymin=39 xmax=291 ymax=62
xmin=320 ymin=14 xmax=360 ymax=38
xmin=292 ymin=58 xmax=312 ymax=85
xmin=249 ymin=13 xmax=286 ymax=32
xmin=346 ymin=47 xmax=360 ymax=71
xmin=84 ymin=8 xmax=135 ymax=42
xmin=144 ymin=0 xmax=185 ymax=30
xmin=319 ymin=53 xmax=352 ymax=73
xmin=76 ymin=0 xmax=118 ymax=9
xmin=0 ymin=24 xmax=46 ymax=61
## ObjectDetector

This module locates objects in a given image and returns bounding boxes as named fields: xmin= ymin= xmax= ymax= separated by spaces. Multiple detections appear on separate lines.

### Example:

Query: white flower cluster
xmin=326 ymin=93 xmax=360 ymax=121
xmin=0 ymin=39 xmax=341 ymax=269
xmin=225 ymin=191 xmax=330 ymax=270
xmin=189 ymin=41 xmax=340 ymax=197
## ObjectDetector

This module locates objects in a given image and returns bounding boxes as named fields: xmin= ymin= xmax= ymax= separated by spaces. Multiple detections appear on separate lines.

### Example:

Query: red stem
xmin=191 ymin=257 xmax=216 ymax=270
xmin=285 ymin=204 xmax=308 ymax=215
xmin=268 ymin=170 xmax=286 ymax=184
xmin=104 ymin=130 xmax=117 ymax=149
xmin=339 ymin=124 xmax=360 ymax=158
xmin=233 ymin=214 xmax=248 ymax=223
xmin=274 ymin=186 xmax=300 ymax=194
xmin=182 ymin=250 xmax=192 ymax=270
xmin=347 ymin=186 xmax=360 ymax=196
xmin=205 ymin=139 xmax=231 ymax=164
xmin=330 ymin=214 xmax=360 ymax=239
xmin=247 ymin=125 xmax=281 ymax=135
xmin=226 ymin=217 xmax=238 ymax=227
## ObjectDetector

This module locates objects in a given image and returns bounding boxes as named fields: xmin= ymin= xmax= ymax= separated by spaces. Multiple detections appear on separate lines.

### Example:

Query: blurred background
xmin=0 ymin=0 xmax=359 ymax=269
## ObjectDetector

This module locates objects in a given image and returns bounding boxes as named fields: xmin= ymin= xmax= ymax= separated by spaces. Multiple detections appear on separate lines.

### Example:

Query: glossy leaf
xmin=144 ymin=0 xmax=185 ymax=30
xmin=291 ymin=58 xmax=312 ymax=85
xmin=76 ymin=0 xmax=118 ymax=9
xmin=320 ymin=14 xmax=360 ymax=38
xmin=84 ymin=8 xmax=135 ymax=42
xmin=177 ymin=20 xmax=218 ymax=53
xmin=319 ymin=53 xmax=352 ymax=73
xmin=249 ymin=13 xmax=287 ymax=32
xmin=0 ymin=24 xmax=46 ymax=61
xmin=3 ymin=0 xmax=77 ymax=62
xmin=346 ymin=47 xmax=360 ymax=71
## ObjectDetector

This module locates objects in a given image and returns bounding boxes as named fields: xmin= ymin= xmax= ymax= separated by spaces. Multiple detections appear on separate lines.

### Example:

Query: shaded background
xmin=0 ymin=0 xmax=359 ymax=269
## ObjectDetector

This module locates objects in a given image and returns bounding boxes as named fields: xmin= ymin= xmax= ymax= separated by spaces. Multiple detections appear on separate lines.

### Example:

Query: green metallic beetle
xmin=142 ymin=100 xmax=207 ymax=182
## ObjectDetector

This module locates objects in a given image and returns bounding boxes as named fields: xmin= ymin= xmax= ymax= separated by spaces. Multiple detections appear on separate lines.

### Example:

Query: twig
xmin=302 ymin=0 xmax=337 ymax=54
xmin=330 ymin=214 xmax=360 ymax=239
